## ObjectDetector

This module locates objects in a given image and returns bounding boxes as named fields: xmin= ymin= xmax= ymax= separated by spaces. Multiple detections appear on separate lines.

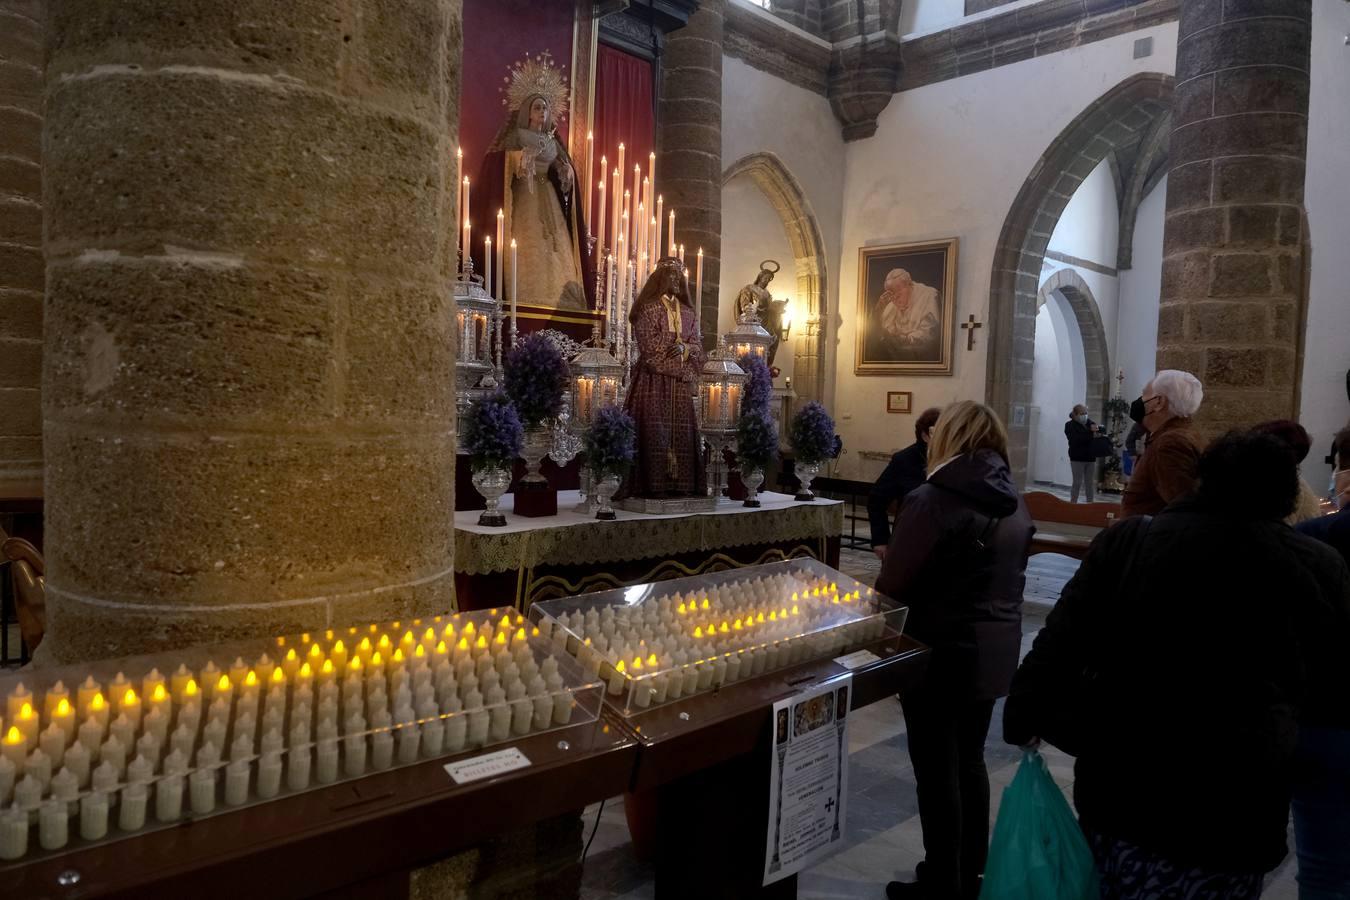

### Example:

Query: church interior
xmin=0 ymin=0 xmax=1346 ymax=897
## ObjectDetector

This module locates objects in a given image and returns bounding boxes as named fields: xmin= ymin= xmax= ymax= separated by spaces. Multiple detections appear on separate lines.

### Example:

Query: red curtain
xmin=591 ymin=44 xmax=656 ymax=233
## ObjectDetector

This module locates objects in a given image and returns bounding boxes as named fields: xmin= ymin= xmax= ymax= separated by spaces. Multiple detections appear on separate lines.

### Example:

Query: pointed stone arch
xmin=987 ymin=72 xmax=1173 ymax=482
xmin=722 ymin=151 xmax=829 ymax=408
xmin=1037 ymin=269 xmax=1110 ymax=420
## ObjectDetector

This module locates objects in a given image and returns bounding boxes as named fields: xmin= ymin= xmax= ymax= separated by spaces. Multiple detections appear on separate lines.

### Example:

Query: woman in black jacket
xmin=1005 ymin=431 xmax=1350 ymax=899
xmin=877 ymin=401 xmax=1035 ymax=900
xmin=1064 ymin=404 xmax=1100 ymax=503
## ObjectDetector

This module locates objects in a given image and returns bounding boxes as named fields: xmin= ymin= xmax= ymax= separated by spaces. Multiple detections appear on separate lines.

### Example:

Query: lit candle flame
xmin=3 ymin=726 xmax=20 ymax=745
xmin=414 ymin=644 xmax=426 ymax=659
xmin=152 ymin=684 xmax=168 ymax=702
xmin=55 ymin=698 xmax=71 ymax=716
xmin=371 ymin=651 xmax=383 ymax=667
xmin=299 ymin=662 xmax=312 ymax=679
xmin=436 ymin=640 xmax=448 ymax=655
xmin=123 ymin=688 xmax=138 ymax=705
xmin=475 ymin=635 xmax=488 ymax=650
xmin=184 ymin=680 xmax=198 ymax=698
xmin=321 ymin=659 xmax=334 ymax=676
xmin=271 ymin=667 xmax=284 ymax=684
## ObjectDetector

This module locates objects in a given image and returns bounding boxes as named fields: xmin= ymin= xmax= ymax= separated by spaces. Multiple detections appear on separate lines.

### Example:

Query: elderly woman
xmin=1063 ymin=404 xmax=1101 ymax=503
xmin=1121 ymin=369 xmax=1206 ymax=517
xmin=1006 ymin=431 xmax=1350 ymax=899
xmin=877 ymin=402 xmax=1034 ymax=900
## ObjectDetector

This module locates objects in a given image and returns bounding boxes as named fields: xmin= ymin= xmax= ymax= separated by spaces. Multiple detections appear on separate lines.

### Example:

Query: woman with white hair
xmin=1122 ymin=369 xmax=1206 ymax=517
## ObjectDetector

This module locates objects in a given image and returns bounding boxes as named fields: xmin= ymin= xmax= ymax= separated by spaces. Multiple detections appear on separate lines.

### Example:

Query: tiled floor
xmin=578 ymin=547 xmax=1301 ymax=900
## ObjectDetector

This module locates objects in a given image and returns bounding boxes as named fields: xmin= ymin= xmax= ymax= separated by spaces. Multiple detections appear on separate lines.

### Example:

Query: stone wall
xmin=0 ymin=0 xmax=44 ymax=492
xmin=40 ymin=0 xmax=460 ymax=663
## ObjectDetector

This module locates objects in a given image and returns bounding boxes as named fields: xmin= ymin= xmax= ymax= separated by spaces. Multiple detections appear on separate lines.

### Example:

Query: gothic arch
xmin=987 ymin=72 xmax=1173 ymax=482
xmin=722 ymin=151 xmax=829 ymax=408
xmin=1037 ymin=269 xmax=1110 ymax=420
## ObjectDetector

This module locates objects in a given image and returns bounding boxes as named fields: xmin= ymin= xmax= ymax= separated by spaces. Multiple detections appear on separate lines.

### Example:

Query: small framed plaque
xmin=886 ymin=392 xmax=913 ymax=414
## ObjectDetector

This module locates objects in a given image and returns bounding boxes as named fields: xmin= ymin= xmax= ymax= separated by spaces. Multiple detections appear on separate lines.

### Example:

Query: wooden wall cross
xmin=960 ymin=314 xmax=982 ymax=351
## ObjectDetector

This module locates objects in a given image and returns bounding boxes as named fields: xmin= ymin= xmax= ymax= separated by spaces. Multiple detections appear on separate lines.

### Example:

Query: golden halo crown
xmin=501 ymin=51 xmax=569 ymax=124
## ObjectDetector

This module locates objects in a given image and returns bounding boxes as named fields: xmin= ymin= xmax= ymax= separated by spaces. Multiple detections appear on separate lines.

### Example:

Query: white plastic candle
xmin=343 ymin=731 xmax=367 ymax=778
xmin=396 ymin=723 xmax=419 ymax=765
xmin=189 ymin=766 xmax=216 ymax=816
xmin=76 ymin=676 xmax=102 ymax=720
xmin=142 ymin=668 xmax=167 ymax=705
xmin=316 ymin=738 xmax=339 ymax=783
xmin=0 ymin=755 xmax=12 ymax=805
xmin=371 ymin=728 xmax=394 ymax=770
xmin=25 ymin=748 xmax=51 ymax=791
xmin=14 ymin=702 xmax=37 ymax=747
xmin=0 ymin=806 xmax=27 ymax=861
xmin=170 ymin=665 xmax=194 ymax=703
xmin=135 ymin=731 xmax=161 ymax=770
xmin=155 ymin=750 xmax=186 ymax=822
xmin=100 ymin=734 xmax=127 ymax=779
xmin=287 ymin=746 xmax=311 ymax=791
xmin=109 ymin=711 xmax=134 ymax=751
xmin=13 ymin=773 xmax=41 ymax=813
xmin=39 ymin=722 xmax=66 ymax=769
xmin=120 ymin=781 xmax=148 ymax=832
xmin=43 ymin=680 xmax=69 ymax=721
xmin=225 ymin=759 xmax=250 ymax=806
xmin=90 ymin=760 xmax=117 ymax=795
xmin=39 ymin=798 xmax=68 ymax=850
xmin=51 ymin=696 xmax=75 ymax=745
xmin=6 ymin=681 xmax=31 ymax=724
xmin=79 ymin=791 xmax=109 ymax=841
xmin=257 ymin=752 xmax=282 ymax=800
xmin=116 ymin=687 xmax=142 ymax=732
xmin=143 ymin=705 xmax=168 ymax=748
xmin=62 ymin=740 xmax=90 ymax=789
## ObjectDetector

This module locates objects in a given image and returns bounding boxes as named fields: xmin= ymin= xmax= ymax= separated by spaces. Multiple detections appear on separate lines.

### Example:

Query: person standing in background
xmin=868 ymin=407 xmax=942 ymax=560
xmin=1064 ymin=404 xmax=1101 ymax=503
xmin=877 ymin=402 xmax=1034 ymax=900
xmin=1121 ymin=370 xmax=1205 ymax=517
xmin=1251 ymin=419 xmax=1328 ymax=525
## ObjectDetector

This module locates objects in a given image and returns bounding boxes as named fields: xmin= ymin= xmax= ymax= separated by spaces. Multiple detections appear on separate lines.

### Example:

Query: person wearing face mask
xmin=1121 ymin=370 xmax=1206 ymax=517
xmin=1064 ymin=404 xmax=1102 ymax=503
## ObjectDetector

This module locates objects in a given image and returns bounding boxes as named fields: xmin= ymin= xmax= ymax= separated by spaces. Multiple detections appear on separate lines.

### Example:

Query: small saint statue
xmin=736 ymin=260 xmax=790 ymax=367
xmin=620 ymin=258 xmax=706 ymax=498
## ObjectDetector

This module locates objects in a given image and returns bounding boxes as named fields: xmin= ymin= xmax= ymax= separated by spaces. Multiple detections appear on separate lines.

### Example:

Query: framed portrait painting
xmin=855 ymin=238 xmax=958 ymax=375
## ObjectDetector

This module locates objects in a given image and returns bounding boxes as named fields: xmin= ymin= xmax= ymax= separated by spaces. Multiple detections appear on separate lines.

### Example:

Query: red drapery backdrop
xmin=590 ymin=44 xmax=656 ymax=252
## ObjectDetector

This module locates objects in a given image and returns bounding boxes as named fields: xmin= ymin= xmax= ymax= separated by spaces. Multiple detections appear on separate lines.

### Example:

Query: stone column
xmin=1157 ymin=0 xmax=1311 ymax=433
xmin=41 ymin=0 xmax=460 ymax=663
xmin=659 ymin=0 xmax=724 ymax=348
xmin=0 ymin=0 xmax=44 ymax=492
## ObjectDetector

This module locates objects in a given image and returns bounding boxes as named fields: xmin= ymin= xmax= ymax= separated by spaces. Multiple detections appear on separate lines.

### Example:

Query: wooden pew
xmin=1023 ymin=491 xmax=1119 ymax=560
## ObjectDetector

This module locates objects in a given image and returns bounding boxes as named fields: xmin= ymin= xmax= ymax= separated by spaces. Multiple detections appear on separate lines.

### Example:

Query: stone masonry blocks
xmin=41 ymin=0 xmax=459 ymax=664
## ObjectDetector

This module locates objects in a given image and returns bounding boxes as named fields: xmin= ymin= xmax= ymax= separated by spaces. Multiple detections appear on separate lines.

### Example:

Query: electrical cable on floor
xmin=581 ymin=798 xmax=606 ymax=863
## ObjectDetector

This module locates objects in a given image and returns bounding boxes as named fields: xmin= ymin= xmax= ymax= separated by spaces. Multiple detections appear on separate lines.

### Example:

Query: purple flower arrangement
xmin=738 ymin=352 xmax=773 ymax=417
xmin=505 ymin=332 xmax=569 ymax=426
xmin=736 ymin=408 xmax=779 ymax=471
xmin=584 ymin=404 xmax=637 ymax=476
xmin=789 ymin=401 xmax=837 ymax=464
xmin=463 ymin=391 xmax=523 ymax=470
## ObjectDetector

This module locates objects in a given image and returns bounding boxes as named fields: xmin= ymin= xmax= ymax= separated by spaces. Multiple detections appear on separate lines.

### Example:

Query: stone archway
xmin=987 ymin=72 xmax=1173 ymax=482
xmin=722 ymin=152 xmax=829 ymax=407
xmin=1037 ymin=269 xmax=1111 ymax=419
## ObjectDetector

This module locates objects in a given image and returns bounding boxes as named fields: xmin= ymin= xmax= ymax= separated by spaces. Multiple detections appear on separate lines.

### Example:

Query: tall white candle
xmin=648 ymin=151 xmax=656 ymax=204
xmin=611 ymin=167 xmax=622 ymax=258
xmin=636 ymin=201 xmax=645 ymax=276
xmin=632 ymin=164 xmax=642 ymax=248
xmin=616 ymin=143 xmax=625 ymax=209
xmin=649 ymin=215 xmax=658 ymax=277
xmin=597 ymin=158 xmax=607 ymax=253
xmin=695 ymin=248 xmax=704 ymax=311
xmin=495 ymin=209 xmax=505 ymax=300
xmin=461 ymin=177 xmax=471 ymax=277
xmin=669 ymin=210 xmax=676 ymax=256
xmin=585 ymin=131 xmax=594 ymax=233
xmin=605 ymin=255 xmax=616 ymax=345
xmin=510 ymin=239 xmax=518 ymax=336
xmin=484 ymin=236 xmax=492 ymax=298
xmin=656 ymin=195 xmax=664 ymax=260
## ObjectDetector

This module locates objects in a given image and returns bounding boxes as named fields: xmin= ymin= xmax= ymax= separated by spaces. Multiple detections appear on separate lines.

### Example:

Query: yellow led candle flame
xmin=494 ymin=631 xmax=507 ymax=646
xmin=615 ymin=660 xmax=626 ymax=673
xmin=457 ymin=637 xmax=469 ymax=652
xmin=720 ymin=622 xmax=730 ymax=634
xmin=757 ymin=612 xmax=765 ymax=623
xmin=475 ymin=635 xmax=488 ymax=650
xmin=414 ymin=644 xmax=426 ymax=659
xmin=780 ymin=608 xmax=788 ymax=618
xmin=791 ymin=605 xmax=799 ymax=616
xmin=348 ymin=657 xmax=362 ymax=673
xmin=299 ymin=662 xmax=312 ymax=679
xmin=443 ymin=623 xmax=456 ymax=639
xmin=276 ymin=636 xmax=286 ymax=647
xmin=321 ymin=659 xmax=334 ymax=676
xmin=700 ymin=598 xmax=710 ymax=610
xmin=325 ymin=629 xmax=334 ymax=641
xmin=677 ymin=602 xmax=687 ymax=614
xmin=733 ymin=619 xmax=743 ymax=630
xmin=371 ymin=651 xmax=383 ymax=667
xmin=769 ymin=611 xmax=777 ymax=621
xmin=377 ymin=635 xmax=391 ymax=651
xmin=215 ymin=675 xmax=229 ymax=693
xmin=333 ymin=639 xmax=346 ymax=654
xmin=56 ymin=698 xmax=70 ymax=716
xmin=123 ymin=688 xmax=138 ymax=706
xmin=301 ymin=632 xmax=311 ymax=644
xmin=401 ymin=631 xmax=414 ymax=646
xmin=244 ymin=670 xmax=258 ymax=687
xmin=531 ymin=627 xmax=540 ymax=637
xmin=436 ymin=640 xmax=448 ymax=655
xmin=285 ymin=648 xmax=298 ymax=663
xmin=647 ymin=653 xmax=658 ymax=666
xmin=632 ymin=657 xmax=644 ymax=670
xmin=392 ymin=648 xmax=405 ymax=664
xmin=369 ymin=623 xmax=378 ymax=633
xmin=463 ymin=621 xmax=476 ymax=636
xmin=791 ymin=592 xmax=799 ymax=602
xmin=516 ymin=614 xmax=525 ymax=625
xmin=423 ymin=628 xmax=435 ymax=643
xmin=515 ymin=627 xmax=526 ymax=642
xmin=271 ymin=667 xmax=284 ymax=685
xmin=4 ymin=726 xmax=20 ymax=745
xmin=693 ymin=626 xmax=703 ymax=638
xmin=358 ymin=637 xmax=372 ymax=653
xmin=830 ymin=582 xmax=838 ymax=593
xmin=499 ymin=615 xmax=511 ymax=630
xmin=185 ymin=679 xmax=198 ymax=699
xmin=152 ymin=684 xmax=168 ymax=702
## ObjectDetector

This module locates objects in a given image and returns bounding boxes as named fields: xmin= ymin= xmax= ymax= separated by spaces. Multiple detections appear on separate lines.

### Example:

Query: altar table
xmin=454 ymin=490 xmax=844 ymax=611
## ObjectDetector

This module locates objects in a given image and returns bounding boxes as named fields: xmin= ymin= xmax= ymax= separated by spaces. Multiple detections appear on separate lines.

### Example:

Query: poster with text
xmin=763 ymin=676 xmax=852 ymax=885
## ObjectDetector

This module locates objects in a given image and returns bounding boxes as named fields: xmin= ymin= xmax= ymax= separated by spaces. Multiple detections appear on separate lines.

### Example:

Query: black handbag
xmin=1090 ymin=434 xmax=1113 ymax=458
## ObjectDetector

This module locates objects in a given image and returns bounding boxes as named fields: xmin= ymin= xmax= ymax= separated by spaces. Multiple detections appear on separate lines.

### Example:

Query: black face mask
xmin=1129 ymin=396 xmax=1146 ymax=424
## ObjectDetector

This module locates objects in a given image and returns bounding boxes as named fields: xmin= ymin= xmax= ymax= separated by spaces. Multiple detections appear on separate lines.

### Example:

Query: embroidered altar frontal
xmin=454 ymin=491 xmax=844 ymax=611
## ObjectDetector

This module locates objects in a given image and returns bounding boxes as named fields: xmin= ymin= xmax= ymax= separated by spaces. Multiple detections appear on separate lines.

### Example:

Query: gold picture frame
xmin=855 ymin=238 xmax=958 ymax=376
xmin=886 ymin=391 xmax=913 ymax=414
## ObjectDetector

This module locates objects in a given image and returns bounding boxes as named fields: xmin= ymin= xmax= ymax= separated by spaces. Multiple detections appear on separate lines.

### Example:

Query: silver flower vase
xmin=794 ymin=460 xmax=821 ymax=501
xmin=472 ymin=465 xmax=511 ymax=527
xmin=593 ymin=472 xmax=621 ymax=520
xmin=742 ymin=467 xmax=765 ymax=508
xmin=519 ymin=425 xmax=551 ymax=487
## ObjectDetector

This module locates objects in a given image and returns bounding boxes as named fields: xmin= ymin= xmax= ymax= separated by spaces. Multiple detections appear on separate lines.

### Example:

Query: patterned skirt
xmin=1085 ymin=826 xmax=1265 ymax=900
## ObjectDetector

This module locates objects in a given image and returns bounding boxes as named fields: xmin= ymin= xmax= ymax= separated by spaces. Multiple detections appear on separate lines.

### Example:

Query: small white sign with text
xmin=444 ymin=747 xmax=532 ymax=785
xmin=833 ymin=649 xmax=881 ymax=670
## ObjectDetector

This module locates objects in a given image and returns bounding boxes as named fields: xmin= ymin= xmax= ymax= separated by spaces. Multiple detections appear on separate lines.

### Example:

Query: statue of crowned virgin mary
xmin=475 ymin=53 xmax=594 ymax=310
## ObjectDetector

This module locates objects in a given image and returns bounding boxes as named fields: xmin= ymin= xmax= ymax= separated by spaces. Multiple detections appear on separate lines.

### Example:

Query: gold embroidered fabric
xmin=456 ymin=503 xmax=844 ymax=576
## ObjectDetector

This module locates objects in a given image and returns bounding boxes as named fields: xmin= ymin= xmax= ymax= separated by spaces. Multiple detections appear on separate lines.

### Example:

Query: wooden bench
xmin=1023 ymin=491 xmax=1120 ymax=560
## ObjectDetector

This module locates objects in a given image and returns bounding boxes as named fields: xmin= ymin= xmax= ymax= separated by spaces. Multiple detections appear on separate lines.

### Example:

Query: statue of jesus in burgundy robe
xmin=620 ymin=258 xmax=706 ymax=498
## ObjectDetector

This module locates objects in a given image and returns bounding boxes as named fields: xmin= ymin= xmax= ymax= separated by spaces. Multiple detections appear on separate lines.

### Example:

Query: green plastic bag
xmin=979 ymin=751 xmax=1099 ymax=900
